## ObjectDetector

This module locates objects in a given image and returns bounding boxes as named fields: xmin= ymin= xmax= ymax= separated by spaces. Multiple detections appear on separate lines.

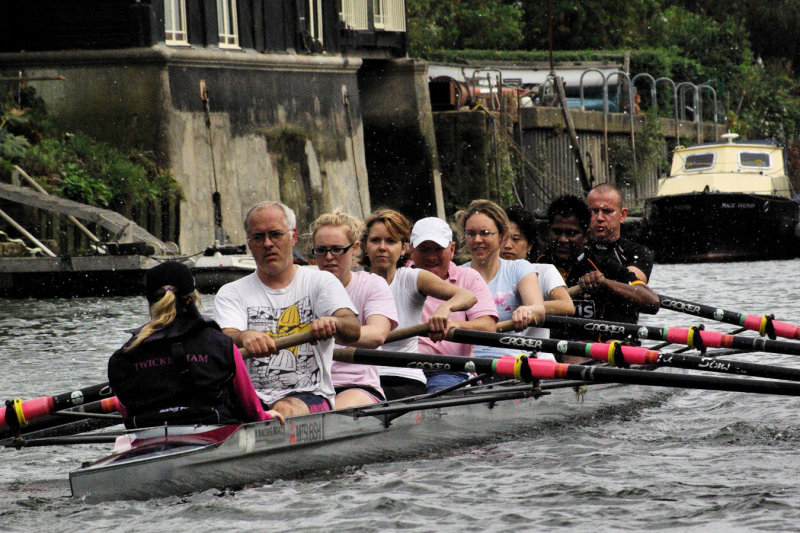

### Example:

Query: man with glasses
xmin=409 ymin=217 xmax=498 ymax=392
xmin=213 ymin=201 xmax=360 ymax=417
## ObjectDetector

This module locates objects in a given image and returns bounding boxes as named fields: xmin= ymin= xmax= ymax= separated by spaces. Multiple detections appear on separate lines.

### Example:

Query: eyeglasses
xmin=465 ymin=230 xmax=498 ymax=239
xmin=311 ymin=242 xmax=356 ymax=257
xmin=247 ymin=230 xmax=289 ymax=244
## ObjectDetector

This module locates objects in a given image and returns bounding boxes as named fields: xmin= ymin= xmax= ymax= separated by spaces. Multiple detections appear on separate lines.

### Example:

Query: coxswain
xmin=108 ymin=261 xmax=284 ymax=428
xmin=540 ymin=190 xmax=659 ymax=341
xmin=213 ymin=201 xmax=361 ymax=417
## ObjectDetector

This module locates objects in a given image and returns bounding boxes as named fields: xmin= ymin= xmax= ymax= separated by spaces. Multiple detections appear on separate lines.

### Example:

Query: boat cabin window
xmin=739 ymin=152 xmax=772 ymax=169
xmin=683 ymin=153 xmax=715 ymax=171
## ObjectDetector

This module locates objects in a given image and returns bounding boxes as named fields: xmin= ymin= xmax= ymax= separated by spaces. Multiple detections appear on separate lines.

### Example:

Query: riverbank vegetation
xmin=0 ymin=87 xmax=181 ymax=209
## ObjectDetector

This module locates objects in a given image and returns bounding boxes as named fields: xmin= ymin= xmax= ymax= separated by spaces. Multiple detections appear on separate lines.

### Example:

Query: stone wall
xmin=0 ymin=47 xmax=372 ymax=253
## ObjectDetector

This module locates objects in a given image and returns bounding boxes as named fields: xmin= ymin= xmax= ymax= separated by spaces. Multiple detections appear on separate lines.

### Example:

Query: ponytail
xmin=124 ymin=286 xmax=189 ymax=351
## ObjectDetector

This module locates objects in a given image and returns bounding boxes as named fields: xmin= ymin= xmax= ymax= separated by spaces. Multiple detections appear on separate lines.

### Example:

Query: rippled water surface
xmin=2 ymin=259 xmax=800 ymax=532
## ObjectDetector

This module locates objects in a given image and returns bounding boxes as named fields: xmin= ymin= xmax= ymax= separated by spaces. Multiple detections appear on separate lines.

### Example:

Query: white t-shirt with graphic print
xmin=213 ymin=267 xmax=357 ymax=407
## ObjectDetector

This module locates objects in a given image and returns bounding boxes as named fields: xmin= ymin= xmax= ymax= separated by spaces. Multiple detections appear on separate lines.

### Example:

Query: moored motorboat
xmin=191 ymin=244 xmax=256 ymax=293
xmin=644 ymin=133 xmax=800 ymax=263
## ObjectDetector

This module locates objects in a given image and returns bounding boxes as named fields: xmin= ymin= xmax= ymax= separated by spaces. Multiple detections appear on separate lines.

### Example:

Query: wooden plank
xmin=0 ymin=181 xmax=169 ymax=252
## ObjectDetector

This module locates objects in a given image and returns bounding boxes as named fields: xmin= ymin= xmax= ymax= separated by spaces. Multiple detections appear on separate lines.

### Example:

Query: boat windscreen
xmin=684 ymin=153 xmax=715 ymax=171
xmin=739 ymin=152 xmax=772 ymax=169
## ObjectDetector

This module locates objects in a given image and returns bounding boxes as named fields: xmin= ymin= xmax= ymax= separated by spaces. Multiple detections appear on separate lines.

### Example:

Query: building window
xmin=308 ymin=0 xmax=324 ymax=45
xmin=373 ymin=0 xmax=406 ymax=32
xmin=165 ymin=0 xmax=188 ymax=44
xmin=217 ymin=0 xmax=239 ymax=48
xmin=340 ymin=0 xmax=368 ymax=30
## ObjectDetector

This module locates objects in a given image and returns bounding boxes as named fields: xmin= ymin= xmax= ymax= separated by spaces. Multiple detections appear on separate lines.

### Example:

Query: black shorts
xmin=380 ymin=376 xmax=427 ymax=401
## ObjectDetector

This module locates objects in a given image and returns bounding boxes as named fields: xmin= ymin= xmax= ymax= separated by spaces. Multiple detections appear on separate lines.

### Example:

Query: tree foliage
xmin=407 ymin=0 xmax=524 ymax=56
xmin=407 ymin=0 xmax=800 ymax=144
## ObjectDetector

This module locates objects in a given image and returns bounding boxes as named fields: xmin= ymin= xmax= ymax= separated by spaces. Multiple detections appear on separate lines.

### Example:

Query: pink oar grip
xmin=665 ymin=328 xmax=690 ymax=344
xmin=494 ymin=357 xmax=559 ymax=379
xmin=0 ymin=396 xmax=54 ymax=428
xmin=773 ymin=321 xmax=800 ymax=340
xmin=743 ymin=314 xmax=800 ymax=340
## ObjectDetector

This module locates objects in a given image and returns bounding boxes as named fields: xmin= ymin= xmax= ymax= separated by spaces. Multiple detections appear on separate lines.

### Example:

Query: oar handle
xmin=568 ymin=285 xmax=581 ymax=298
xmin=385 ymin=323 xmax=431 ymax=343
xmin=241 ymin=330 xmax=317 ymax=360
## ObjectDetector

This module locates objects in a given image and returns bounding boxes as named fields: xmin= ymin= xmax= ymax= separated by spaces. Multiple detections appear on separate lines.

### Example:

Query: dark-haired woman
xmin=108 ymin=261 xmax=283 ymax=428
xmin=503 ymin=205 xmax=574 ymax=321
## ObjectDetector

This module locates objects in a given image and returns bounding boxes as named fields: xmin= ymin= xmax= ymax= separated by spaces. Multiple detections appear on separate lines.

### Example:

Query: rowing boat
xmin=69 ymin=376 xmax=669 ymax=501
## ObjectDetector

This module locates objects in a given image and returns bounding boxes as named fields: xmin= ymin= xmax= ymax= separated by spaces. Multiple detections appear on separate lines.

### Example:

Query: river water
xmin=2 ymin=259 xmax=800 ymax=532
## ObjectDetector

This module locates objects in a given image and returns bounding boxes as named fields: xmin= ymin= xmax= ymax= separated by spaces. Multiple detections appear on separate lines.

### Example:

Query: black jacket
xmin=108 ymin=309 xmax=240 ymax=428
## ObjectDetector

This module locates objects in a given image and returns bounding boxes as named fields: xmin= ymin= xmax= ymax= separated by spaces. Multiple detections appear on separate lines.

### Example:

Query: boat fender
xmin=687 ymin=325 xmax=706 ymax=354
xmin=607 ymin=341 xmax=628 ymax=368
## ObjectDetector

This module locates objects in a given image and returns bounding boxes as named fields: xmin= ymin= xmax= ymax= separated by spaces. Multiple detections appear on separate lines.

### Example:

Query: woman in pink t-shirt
xmin=309 ymin=210 xmax=399 ymax=408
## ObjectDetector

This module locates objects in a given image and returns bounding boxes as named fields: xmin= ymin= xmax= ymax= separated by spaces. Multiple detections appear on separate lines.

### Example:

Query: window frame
xmin=738 ymin=151 xmax=772 ymax=170
xmin=682 ymin=152 xmax=716 ymax=172
xmin=164 ymin=0 xmax=189 ymax=45
xmin=217 ymin=0 xmax=240 ymax=49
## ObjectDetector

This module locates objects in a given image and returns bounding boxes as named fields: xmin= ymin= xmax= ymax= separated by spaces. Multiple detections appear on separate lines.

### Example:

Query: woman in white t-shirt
xmin=458 ymin=200 xmax=547 ymax=358
xmin=309 ymin=210 xmax=399 ymax=408
xmin=361 ymin=209 xmax=477 ymax=400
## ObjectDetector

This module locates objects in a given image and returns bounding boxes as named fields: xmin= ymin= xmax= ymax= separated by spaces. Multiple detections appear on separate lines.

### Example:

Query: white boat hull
xmin=70 ymin=379 xmax=669 ymax=501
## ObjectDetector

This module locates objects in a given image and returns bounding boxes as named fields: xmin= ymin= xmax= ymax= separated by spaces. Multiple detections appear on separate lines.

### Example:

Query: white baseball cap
xmin=411 ymin=217 xmax=453 ymax=248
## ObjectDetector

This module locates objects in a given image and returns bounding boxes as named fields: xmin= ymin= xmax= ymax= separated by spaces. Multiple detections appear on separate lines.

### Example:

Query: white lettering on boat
xmin=417 ymin=408 xmax=443 ymax=422
xmin=698 ymin=358 xmax=731 ymax=371
xmin=407 ymin=362 xmax=451 ymax=370
xmin=499 ymin=336 xmax=543 ymax=350
xmin=661 ymin=300 xmax=700 ymax=313
xmin=583 ymin=323 xmax=626 ymax=335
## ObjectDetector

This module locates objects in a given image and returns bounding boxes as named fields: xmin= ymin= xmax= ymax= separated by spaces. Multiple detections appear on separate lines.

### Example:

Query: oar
xmin=0 ymin=383 xmax=115 ymax=433
xmin=442 ymin=328 xmax=800 ymax=383
xmin=657 ymin=293 xmax=800 ymax=341
xmin=566 ymin=286 xmax=800 ymax=341
xmin=240 ymin=330 xmax=318 ymax=359
xmin=0 ymin=396 xmax=122 ymax=440
xmin=542 ymin=315 xmax=800 ymax=357
xmin=333 ymin=348 xmax=800 ymax=397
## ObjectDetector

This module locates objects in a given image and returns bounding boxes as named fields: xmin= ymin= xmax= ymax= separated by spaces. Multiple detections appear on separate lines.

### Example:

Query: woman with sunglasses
xmin=457 ymin=199 xmax=547 ymax=358
xmin=362 ymin=208 xmax=477 ymax=400
xmin=309 ymin=209 xmax=399 ymax=408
